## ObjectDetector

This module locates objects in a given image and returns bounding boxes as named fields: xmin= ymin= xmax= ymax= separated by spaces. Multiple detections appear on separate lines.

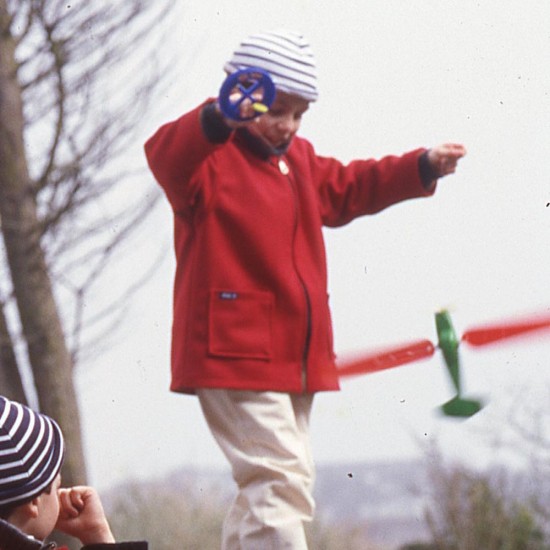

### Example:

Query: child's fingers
xmin=428 ymin=143 xmax=467 ymax=176
xmin=58 ymin=487 xmax=85 ymax=518
xmin=69 ymin=487 xmax=85 ymax=510
xmin=58 ymin=489 xmax=80 ymax=518
xmin=443 ymin=143 xmax=467 ymax=159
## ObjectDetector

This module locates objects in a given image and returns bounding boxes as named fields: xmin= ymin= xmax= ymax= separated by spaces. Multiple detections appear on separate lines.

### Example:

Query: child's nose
xmin=277 ymin=115 xmax=296 ymax=135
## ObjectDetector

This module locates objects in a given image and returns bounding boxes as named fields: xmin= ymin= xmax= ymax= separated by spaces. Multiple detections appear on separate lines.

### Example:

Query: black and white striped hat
xmin=224 ymin=30 xmax=319 ymax=102
xmin=0 ymin=396 xmax=64 ymax=508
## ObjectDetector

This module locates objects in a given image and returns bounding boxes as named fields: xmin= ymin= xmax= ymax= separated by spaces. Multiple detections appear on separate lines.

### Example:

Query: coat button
xmin=278 ymin=159 xmax=290 ymax=175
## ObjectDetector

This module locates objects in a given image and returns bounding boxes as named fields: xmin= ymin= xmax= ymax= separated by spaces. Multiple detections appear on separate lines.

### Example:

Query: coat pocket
xmin=208 ymin=289 xmax=273 ymax=359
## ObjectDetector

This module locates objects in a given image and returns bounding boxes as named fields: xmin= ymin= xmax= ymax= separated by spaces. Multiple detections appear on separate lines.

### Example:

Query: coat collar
xmin=0 ymin=519 xmax=56 ymax=550
xmin=235 ymin=128 xmax=290 ymax=160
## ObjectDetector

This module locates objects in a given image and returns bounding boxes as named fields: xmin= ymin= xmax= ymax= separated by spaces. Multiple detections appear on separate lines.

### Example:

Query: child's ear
xmin=23 ymin=497 xmax=41 ymax=518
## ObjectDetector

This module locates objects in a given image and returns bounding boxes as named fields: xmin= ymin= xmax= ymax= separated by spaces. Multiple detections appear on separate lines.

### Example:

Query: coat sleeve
xmin=307 ymin=144 xmax=436 ymax=227
xmin=144 ymin=101 xmax=224 ymax=214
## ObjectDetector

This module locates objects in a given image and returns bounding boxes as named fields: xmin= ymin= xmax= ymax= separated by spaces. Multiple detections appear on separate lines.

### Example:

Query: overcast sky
xmin=78 ymin=0 xmax=550 ymax=490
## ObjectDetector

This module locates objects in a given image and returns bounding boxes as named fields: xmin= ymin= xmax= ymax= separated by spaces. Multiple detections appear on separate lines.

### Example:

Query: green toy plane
xmin=338 ymin=309 xmax=550 ymax=418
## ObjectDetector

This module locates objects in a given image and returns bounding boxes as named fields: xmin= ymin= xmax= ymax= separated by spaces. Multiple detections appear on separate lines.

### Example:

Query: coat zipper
xmin=276 ymin=157 xmax=311 ymax=392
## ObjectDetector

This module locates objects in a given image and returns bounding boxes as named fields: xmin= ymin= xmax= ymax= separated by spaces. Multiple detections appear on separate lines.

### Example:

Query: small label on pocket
xmin=219 ymin=291 xmax=238 ymax=300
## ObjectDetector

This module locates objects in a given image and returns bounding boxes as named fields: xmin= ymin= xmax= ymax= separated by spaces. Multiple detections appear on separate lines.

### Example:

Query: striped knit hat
xmin=224 ymin=30 xmax=319 ymax=102
xmin=0 ymin=396 xmax=64 ymax=508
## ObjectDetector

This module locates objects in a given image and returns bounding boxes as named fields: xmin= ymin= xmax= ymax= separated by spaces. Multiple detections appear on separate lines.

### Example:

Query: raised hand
xmin=55 ymin=486 xmax=115 ymax=545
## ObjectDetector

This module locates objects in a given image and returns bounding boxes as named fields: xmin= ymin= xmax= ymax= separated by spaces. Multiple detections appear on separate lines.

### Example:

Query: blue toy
xmin=218 ymin=68 xmax=276 ymax=121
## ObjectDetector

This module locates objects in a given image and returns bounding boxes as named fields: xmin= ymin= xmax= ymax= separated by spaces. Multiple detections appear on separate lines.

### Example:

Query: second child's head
xmin=224 ymin=30 xmax=318 ymax=151
xmin=0 ymin=396 xmax=65 ymax=540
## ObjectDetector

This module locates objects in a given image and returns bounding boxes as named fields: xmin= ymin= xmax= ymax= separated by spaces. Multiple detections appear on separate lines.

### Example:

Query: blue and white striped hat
xmin=224 ymin=30 xmax=319 ymax=102
xmin=0 ymin=396 xmax=64 ymax=508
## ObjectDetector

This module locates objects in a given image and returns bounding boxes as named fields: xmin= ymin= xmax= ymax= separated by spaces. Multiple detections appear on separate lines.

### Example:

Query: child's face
xmin=32 ymin=473 xmax=62 ymax=540
xmin=250 ymin=91 xmax=310 ymax=150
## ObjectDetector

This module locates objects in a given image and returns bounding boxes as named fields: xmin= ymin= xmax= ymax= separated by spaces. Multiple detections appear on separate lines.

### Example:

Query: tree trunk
xmin=0 ymin=1 xmax=87 ymax=487
xmin=0 ymin=300 xmax=27 ymax=403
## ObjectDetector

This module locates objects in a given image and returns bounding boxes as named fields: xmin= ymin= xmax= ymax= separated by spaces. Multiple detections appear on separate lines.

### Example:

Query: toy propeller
xmin=337 ymin=309 xmax=550 ymax=418
xmin=218 ymin=67 xmax=276 ymax=121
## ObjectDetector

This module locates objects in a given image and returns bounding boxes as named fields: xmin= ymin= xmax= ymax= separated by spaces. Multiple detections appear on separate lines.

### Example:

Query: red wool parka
xmin=144 ymin=101 xmax=434 ymax=395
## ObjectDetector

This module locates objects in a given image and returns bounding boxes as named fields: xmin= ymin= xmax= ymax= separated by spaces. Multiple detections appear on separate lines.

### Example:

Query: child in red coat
xmin=145 ymin=29 xmax=465 ymax=549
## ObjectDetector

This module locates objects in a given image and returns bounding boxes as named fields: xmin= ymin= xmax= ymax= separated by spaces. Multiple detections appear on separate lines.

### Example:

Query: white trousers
xmin=197 ymin=389 xmax=315 ymax=550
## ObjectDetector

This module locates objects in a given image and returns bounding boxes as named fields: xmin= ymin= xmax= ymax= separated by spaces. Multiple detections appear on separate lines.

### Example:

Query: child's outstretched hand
xmin=427 ymin=143 xmax=467 ymax=177
xmin=55 ymin=486 xmax=115 ymax=544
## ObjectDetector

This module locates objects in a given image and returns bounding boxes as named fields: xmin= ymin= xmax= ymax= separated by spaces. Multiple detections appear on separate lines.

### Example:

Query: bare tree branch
xmin=1 ymin=0 xmax=179 ymax=509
